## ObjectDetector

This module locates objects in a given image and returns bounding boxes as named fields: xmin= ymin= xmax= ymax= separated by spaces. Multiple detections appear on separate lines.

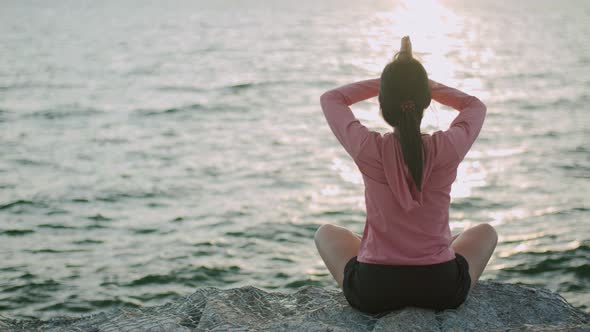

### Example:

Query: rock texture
xmin=1 ymin=281 xmax=588 ymax=331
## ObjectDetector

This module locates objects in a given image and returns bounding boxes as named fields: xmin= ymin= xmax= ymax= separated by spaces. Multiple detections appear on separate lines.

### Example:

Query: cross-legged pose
xmin=315 ymin=36 xmax=498 ymax=314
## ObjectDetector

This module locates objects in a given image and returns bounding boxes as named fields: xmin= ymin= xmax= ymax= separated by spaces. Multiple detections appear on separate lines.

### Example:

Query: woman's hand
xmin=397 ymin=36 xmax=413 ymax=59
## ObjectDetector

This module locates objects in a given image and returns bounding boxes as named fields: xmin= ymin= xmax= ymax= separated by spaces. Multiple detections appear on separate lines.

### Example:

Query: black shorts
xmin=342 ymin=254 xmax=471 ymax=314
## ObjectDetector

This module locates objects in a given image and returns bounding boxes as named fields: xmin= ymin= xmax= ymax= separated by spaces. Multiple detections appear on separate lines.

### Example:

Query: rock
xmin=0 ymin=281 xmax=588 ymax=331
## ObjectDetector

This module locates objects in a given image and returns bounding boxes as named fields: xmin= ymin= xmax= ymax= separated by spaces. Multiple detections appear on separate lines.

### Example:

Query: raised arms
xmin=319 ymin=78 xmax=381 ymax=160
xmin=429 ymin=79 xmax=487 ymax=161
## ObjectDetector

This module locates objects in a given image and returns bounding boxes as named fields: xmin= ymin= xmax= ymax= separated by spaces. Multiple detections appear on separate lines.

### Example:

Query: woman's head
xmin=379 ymin=52 xmax=431 ymax=191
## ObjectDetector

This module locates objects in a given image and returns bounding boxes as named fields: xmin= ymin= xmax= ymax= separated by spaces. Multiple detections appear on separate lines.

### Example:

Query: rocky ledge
xmin=1 ymin=281 xmax=588 ymax=331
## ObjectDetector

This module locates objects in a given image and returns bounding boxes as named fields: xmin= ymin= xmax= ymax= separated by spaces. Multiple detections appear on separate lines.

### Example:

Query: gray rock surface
xmin=1 ymin=281 xmax=588 ymax=331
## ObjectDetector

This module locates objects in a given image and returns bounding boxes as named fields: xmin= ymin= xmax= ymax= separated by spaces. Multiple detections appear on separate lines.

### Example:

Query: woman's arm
xmin=319 ymin=78 xmax=380 ymax=160
xmin=320 ymin=37 xmax=408 ymax=162
xmin=429 ymin=79 xmax=485 ymax=113
xmin=429 ymin=79 xmax=487 ymax=161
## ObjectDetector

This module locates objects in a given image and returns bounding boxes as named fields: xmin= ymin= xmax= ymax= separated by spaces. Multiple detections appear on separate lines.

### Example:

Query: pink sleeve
xmin=319 ymin=78 xmax=382 ymax=161
xmin=429 ymin=79 xmax=487 ymax=163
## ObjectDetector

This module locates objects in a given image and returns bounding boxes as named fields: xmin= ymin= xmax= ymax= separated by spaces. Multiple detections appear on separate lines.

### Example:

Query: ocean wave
xmin=38 ymin=298 xmax=140 ymax=313
xmin=125 ymin=265 xmax=241 ymax=288
xmin=219 ymin=79 xmax=335 ymax=93
xmin=87 ymin=214 xmax=113 ymax=222
xmin=0 ymin=82 xmax=82 ymax=91
xmin=95 ymin=190 xmax=168 ymax=203
xmin=72 ymin=239 xmax=103 ymax=245
xmin=500 ymin=241 xmax=590 ymax=278
xmin=284 ymin=278 xmax=322 ymax=289
xmin=0 ymin=229 xmax=34 ymax=236
xmin=0 ymin=199 xmax=48 ymax=212
xmin=155 ymin=85 xmax=206 ymax=93
xmin=450 ymin=197 xmax=513 ymax=211
xmin=38 ymin=224 xmax=77 ymax=230
xmin=134 ymin=103 xmax=203 ymax=116
xmin=131 ymin=228 xmax=160 ymax=234
xmin=22 ymin=106 xmax=103 ymax=120
xmin=222 ymin=81 xmax=289 ymax=92
xmin=24 ymin=248 xmax=89 ymax=254
xmin=2 ymin=279 xmax=61 ymax=295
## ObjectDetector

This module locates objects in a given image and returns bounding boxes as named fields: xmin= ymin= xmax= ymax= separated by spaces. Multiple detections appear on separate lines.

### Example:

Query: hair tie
xmin=400 ymin=100 xmax=416 ymax=112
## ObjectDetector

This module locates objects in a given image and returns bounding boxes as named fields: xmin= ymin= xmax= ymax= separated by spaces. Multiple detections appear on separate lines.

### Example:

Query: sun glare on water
xmin=357 ymin=0 xmax=481 ymax=131
xmin=351 ymin=0 xmax=491 ymax=200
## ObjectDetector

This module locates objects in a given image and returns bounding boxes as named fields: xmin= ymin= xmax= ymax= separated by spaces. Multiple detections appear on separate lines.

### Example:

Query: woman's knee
xmin=453 ymin=223 xmax=498 ymax=253
xmin=314 ymin=224 xmax=336 ymax=244
xmin=476 ymin=223 xmax=498 ymax=246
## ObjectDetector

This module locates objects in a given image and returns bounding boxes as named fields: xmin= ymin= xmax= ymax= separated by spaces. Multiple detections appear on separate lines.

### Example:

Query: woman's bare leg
xmin=314 ymin=224 xmax=362 ymax=289
xmin=451 ymin=223 xmax=498 ymax=289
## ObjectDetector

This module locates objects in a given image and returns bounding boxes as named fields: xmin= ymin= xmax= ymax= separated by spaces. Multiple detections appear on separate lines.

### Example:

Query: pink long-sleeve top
xmin=320 ymin=78 xmax=487 ymax=265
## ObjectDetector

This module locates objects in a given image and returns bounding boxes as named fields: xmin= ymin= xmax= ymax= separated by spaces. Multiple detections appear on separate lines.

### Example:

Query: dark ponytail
xmin=398 ymin=101 xmax=424 ymax=190
xmin=379 ymin=55 xmax=431 ymax=192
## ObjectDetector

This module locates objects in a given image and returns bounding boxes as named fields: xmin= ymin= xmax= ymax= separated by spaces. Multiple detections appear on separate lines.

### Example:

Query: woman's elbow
xmin=470 ymin=96 xmax=487 ymax=114
xmin=320 ymin=90 xmax=338 ymax=108
xmin=320 ymin=90 xmax=335 ymax=101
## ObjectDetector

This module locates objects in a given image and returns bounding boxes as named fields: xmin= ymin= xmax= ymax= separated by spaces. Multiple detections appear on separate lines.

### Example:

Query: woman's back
xmin=356 ymin=132 xmax=466 ymax=265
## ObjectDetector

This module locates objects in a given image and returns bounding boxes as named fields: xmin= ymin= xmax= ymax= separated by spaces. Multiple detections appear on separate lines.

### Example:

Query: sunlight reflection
xmin=502 ymin=231 xmax=551 ymax=244
xmin=353 ymin=0 xmax=493 ymax=139
xmin=489 ymin=208 xmax=527 ymax=226
xmin=498 ymin=240 xmax=582 ymax=259
xmin=346 ymin=1 xmax=493 ymax=205
xmin=485 ymin=148 xmax=524 ymax=157
xmin=331 ymin=157 xmax=363 ymax=185
xmin=450 ymin=161 xmax=487 ymax=199
xmin=449 ymin=220 xmax=473 ymax=232
xmin=468 ymin=147 xmax=525 ymax=159
xmin=320 ymin=185 xmax=341 ymax=196
xmin=360 ymin=0 xmax=464 ymax=82
xmin=357 ymin=0 xmax=488 ymax=141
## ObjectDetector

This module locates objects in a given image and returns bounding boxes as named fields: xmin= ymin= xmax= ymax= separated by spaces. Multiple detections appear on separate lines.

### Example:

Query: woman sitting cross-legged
xmin=314 ymin=36 xmax=498 ymax=314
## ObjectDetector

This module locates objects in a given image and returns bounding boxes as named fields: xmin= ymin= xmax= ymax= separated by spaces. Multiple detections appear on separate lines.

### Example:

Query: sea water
xmin=0 ymin=0 xmax=588 ymax=319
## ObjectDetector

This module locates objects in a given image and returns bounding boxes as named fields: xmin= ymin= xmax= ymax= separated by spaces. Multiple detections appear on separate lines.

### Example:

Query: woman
xmin=315 ymin=36 xmax=498 ymax=314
